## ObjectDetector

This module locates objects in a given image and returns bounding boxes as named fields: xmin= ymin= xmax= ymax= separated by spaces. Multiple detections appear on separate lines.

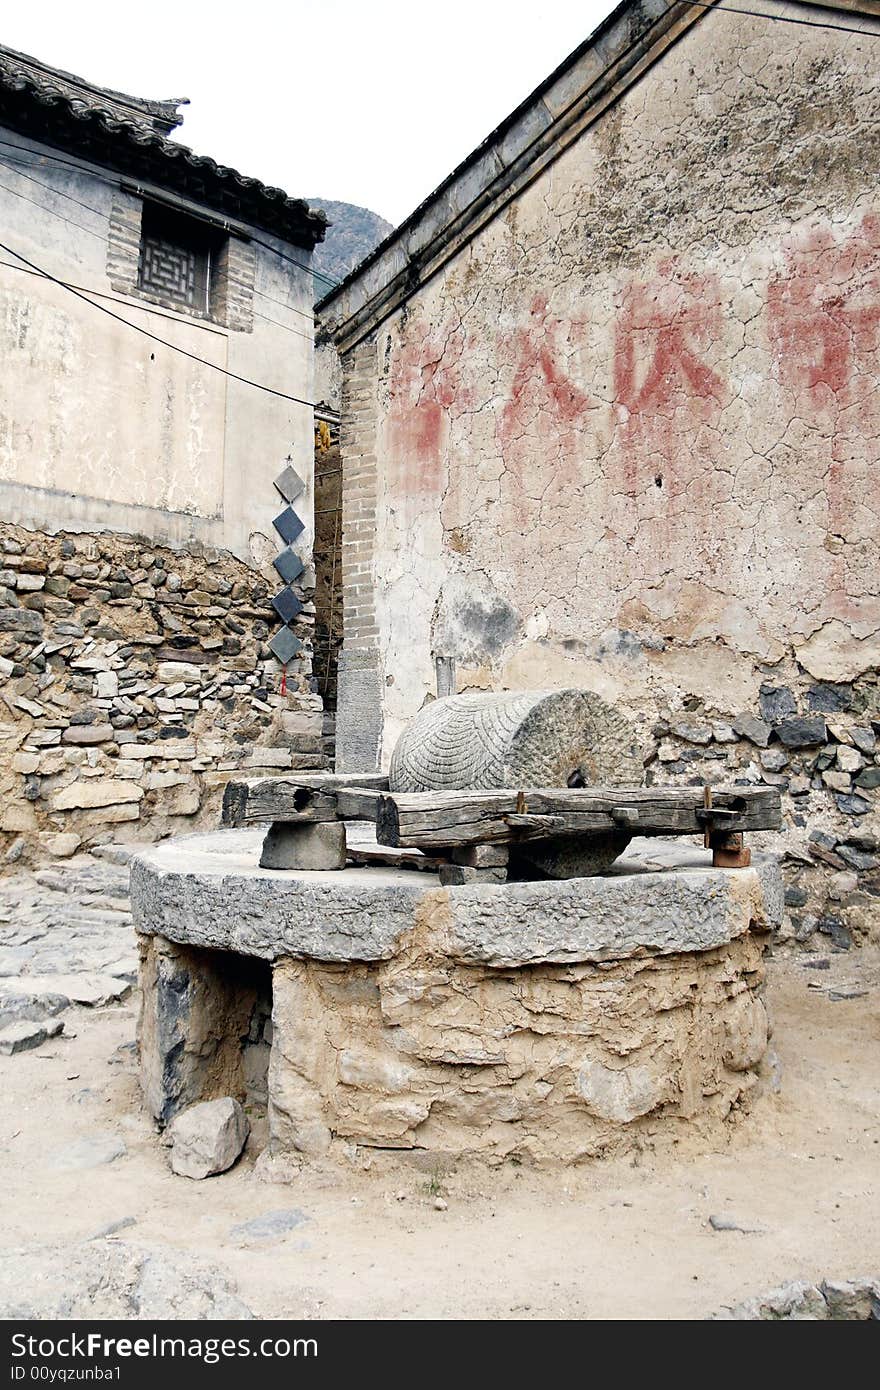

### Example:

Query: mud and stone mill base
xmin=132 ymin=691 xmax=784 ymax=1167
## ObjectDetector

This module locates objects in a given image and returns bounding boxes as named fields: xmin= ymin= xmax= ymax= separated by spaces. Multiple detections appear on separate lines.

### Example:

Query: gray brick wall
xmin=210 ymin=236 xmax=255 ymax=332
xmin=335 ymin=334 xmax=383 ymax=770
xmin=107 ymin=191 xmax=255 ymax=332
xmin=106 ymin=190 xmax=143 ymax=294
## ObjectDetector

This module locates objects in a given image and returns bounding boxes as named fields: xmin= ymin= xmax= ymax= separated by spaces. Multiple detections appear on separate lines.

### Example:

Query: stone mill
xmin=132 ymin=689 xmax=783 ymax=1165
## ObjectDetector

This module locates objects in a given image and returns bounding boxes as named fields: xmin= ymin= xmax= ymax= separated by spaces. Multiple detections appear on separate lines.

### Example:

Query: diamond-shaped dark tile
xmin=274 ymin=463 xmax=305 ymax=503
xmin=273 ymin=506 xmax=305 ymax=545
xmin=272 ymin=586 xmax=304 ymax=624
xmin=274 ymin=547 xmax=304 ymax=584
xmin=268 ymin=626 xmax=303 ymax=665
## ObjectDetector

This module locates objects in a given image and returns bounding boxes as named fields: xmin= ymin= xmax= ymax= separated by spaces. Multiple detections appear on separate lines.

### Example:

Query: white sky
xmin=2 ymin=1 xmax=618 ymax=225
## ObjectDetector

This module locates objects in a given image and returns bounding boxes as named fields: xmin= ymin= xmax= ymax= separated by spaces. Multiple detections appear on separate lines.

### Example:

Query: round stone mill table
xmin=132 ymin=829 xmax=783 ymax=1165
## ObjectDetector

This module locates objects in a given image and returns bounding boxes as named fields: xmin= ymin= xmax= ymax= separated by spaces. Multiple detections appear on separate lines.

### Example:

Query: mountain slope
xmin=308 ymin=198 xmax=393 ymax=287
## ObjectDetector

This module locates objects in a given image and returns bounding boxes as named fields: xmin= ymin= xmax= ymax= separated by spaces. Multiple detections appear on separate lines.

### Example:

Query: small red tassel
xmin=280 ymin=664 xmax=287 ymax=695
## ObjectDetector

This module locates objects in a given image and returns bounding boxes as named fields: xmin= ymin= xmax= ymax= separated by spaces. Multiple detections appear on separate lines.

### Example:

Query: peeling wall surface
xmin=328 ymin=5 xmax=880 ymax=943
xmin=0 ymin=131 xmax=315 ymax=563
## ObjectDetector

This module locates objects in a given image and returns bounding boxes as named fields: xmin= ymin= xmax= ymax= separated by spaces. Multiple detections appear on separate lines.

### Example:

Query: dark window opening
xmin=138 ymin=201 xmax=221 ymax=316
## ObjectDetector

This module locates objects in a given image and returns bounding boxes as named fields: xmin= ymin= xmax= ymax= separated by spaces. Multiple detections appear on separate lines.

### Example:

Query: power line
xmin=0 ymin=152 xmax=112 ymax=224
xmin=674 ymin=0 xmax=880 ymax=38
xmin=0 ymin=148 xmax=319 ymax=323
xmin=319 ymin=1 xmax=880 ymax=317
xmin=0 ymin=237 xmax=318 ymax=408
xmin=0 ymin=171 xmax=316 ymax=342
xmin=2 ymin=248 xmax=313 ymax=343
xmin=252 ymin=234 xmax=341 ymax=290
xmin=252 ymin=306 xmax=314 ymax=343
xmin=0 ymin=172 xmax=106 ymax=243
xmin=0 ymin=138 xmax=342 ymax=291
xmin=253 ymin=283 xmax=314 ymax=321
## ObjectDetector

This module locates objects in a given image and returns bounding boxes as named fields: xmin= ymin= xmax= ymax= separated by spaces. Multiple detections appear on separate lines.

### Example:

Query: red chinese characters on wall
xmin=768 ymin=215 xmax=880 ymax=566
xmin=385 ymin=320 xmax=474 ymax=498
xmin=498 ymin=293 xmax=592 ymax=439
xmin=612 ymin=261 xmax=726 ymax=496
xmin=381 ymin=216 xmax=880 ymax=579
xmin=768 ymin=215 xmax=880 ymax=399
xmin=494 ymin=294 xmax=594 ymax=529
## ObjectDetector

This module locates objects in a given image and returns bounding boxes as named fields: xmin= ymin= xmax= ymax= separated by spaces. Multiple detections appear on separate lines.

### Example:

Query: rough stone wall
xmin=335 ymin=9 xmax=880 ymax=942
xmin=0 ymin=130 xmax=324 ymax=864
xmin=268 ymin=931 xmax=769 ymax=1164
xmin=0 ymin=523 xmax=325 ymax=865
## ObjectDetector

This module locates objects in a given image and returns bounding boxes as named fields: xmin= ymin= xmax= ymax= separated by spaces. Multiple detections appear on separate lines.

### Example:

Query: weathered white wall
xmin=338 ymin=7 xmax=880 ymax=755
xmin=328 ymin=5 xmax=880 ymax=946
xmin=0 ymin=132 xmax=324 ymax=869
xmin=0 ymin=131 xmax=315 ymax=565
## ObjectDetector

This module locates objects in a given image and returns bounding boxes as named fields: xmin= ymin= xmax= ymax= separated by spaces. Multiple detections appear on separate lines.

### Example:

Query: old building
xmin=0 ymin=42 xmax=328 ymax=861
xmin=318 ymin=0 xmax=880 ymax=942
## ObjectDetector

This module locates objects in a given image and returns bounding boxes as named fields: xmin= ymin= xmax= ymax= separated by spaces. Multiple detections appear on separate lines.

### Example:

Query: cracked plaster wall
xmin=336 ymin=9 xmax=880 ymax=938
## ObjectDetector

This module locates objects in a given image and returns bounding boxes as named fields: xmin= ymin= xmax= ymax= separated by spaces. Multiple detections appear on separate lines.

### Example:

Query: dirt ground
xmin=1 ymin=945 xmax=878 ymax=1320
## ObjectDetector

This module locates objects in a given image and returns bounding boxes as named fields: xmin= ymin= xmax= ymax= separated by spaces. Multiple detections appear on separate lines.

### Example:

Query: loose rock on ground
xmin=167 ymin=1097 xmax=249 ymax=1180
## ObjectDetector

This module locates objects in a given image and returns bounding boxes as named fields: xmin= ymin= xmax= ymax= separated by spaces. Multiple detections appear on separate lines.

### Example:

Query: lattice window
xmin=138 ymin=202 xmax=212 ymax=314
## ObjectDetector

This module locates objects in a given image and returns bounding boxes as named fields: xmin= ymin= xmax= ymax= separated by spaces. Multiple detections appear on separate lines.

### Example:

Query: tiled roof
xmin=0 ymin=43 xmax=189 ymax=134
xmin=0 ymin=42 xmax=326 ymax=250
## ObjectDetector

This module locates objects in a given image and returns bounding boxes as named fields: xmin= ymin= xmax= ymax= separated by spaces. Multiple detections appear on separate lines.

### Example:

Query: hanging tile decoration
xmin=274 ymin=463 xmax=305 ymax=504
xmin=274 ymin=547 xmax=305 ymax=584
xmin=270 ymin=456 xmax=306 ymax=677
xmin=273 ymin=505 xmax=305 ymax=546
xmin=268 ymin=626 xmax=303 ymax=666
xmin=271 ymin=587 xmax=304 ymax=624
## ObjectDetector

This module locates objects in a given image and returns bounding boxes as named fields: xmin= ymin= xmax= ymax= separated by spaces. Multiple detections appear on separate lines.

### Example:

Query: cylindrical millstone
xmin=390 ymin=688 xmax=641 ymax=792
xmin=388 ymin=689 xmax=642 ymax=877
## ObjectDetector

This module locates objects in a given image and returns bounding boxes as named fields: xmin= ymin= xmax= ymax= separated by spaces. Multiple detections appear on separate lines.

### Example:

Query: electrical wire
xmin=0 ymin=146 xmax=320 ymax=323
xmin=253 ymin=282 xmax=314 ymax=320
xmin=0 ymin=172 xmax=317 ymax=342
xmin=0 ymin=150 xmax=114 ymax=223
xmin=7 ymin=0 xmax=871 ymax=351
xmin=0 ymin=236 xmax=318 ymax=407
xmin=0 ymin=171 xmax=105 ymax=242
xmin=253 ymin=235 xmax=340 ymax=290
xmin=251 ymin=306 xmax=314 ymax=343
xmin=0 ymin=138 xmax=341 ymax=290
xmin=319 ymin=0 xmax=880 ymax=311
